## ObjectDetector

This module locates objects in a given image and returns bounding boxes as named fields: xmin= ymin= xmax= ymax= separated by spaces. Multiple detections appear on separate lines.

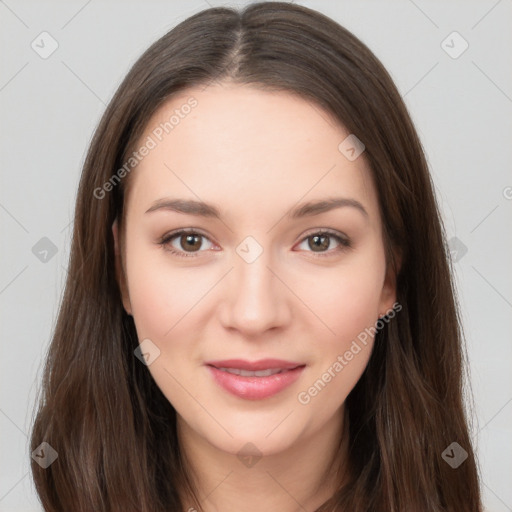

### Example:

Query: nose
xmin=219 ymin=248 xmax=292 ymax=336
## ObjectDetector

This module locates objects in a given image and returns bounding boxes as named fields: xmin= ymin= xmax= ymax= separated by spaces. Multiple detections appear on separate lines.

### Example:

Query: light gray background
xmin=1 ymin=1 xmax=511 ymax=510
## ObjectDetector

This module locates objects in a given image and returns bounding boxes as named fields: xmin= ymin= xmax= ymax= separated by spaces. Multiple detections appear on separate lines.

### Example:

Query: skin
xmin=113 ymin=83 xmax=398 ymax=512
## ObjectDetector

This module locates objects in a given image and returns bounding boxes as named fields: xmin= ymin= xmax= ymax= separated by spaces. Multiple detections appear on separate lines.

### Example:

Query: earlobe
xmin=112 ymin=218 xmax=133 ymax=316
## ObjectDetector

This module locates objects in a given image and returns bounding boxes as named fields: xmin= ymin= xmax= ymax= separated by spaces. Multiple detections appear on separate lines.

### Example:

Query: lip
xmin=205 ymin=359 xmax=303 ymax=371
xmin=205 ymin=360 xmax=306 ymax=400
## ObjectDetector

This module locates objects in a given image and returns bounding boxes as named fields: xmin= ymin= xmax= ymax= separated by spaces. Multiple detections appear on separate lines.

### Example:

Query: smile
xmin=216 ymin=367 xmax=284 ymax=377
xmin=206 ymin=361 xmax=306 ymax=400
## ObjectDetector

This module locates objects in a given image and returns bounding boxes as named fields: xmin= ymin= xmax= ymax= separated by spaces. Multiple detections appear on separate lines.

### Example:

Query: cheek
xmin=124 ymin=244 xmax=211 ymax=339
xmin=295 ymin=266 xmax=382 ymax=412
xmin=294 ymin=256 xmax=386 ymax=344
xmin=125 ymin=225 xmax=387 ymax=338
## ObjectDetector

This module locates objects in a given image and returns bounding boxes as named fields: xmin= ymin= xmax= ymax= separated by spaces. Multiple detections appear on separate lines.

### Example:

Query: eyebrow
xmin=145 ymin=197 xmax=369 ymax=219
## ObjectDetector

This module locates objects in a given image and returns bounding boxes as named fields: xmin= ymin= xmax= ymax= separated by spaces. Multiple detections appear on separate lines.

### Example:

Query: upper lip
xmin=206 ymin=359 xmax=304 ymax=371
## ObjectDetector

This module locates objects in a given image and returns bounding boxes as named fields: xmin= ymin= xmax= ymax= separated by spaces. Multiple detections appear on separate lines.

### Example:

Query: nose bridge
xmin=221 ymin=241 xmax=289 ymax=334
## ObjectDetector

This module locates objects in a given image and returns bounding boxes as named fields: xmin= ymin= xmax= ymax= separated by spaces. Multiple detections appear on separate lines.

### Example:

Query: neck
xmin=176 ymin=406 xmax=350 ymax=512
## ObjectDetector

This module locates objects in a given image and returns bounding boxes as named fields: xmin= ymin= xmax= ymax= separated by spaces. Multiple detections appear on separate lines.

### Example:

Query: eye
xmin=295 ymin=229 xmax=351 ymax=257
xmin=158 ymin=228 xmax=351 ymax=259
xmin=158 ymin=229 xmax=215 ymax=257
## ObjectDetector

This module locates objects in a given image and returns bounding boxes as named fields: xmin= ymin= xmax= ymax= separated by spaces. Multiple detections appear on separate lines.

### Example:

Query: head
xmin=31 ymin=3 xmax=482 ymax=512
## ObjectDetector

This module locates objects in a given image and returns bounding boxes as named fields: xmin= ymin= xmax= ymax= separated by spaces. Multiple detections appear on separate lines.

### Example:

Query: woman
xmin=30 ymin=2 xmax=482 ymax=511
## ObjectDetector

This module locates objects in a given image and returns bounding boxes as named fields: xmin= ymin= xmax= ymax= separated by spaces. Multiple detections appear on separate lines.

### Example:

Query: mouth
xmin=205 ymin=358 xmax=304 ymax=372
xmin=212 ymin=367 xmax=293 ymax=377
xmin=205 ymin=359 xmax=306 ymax=400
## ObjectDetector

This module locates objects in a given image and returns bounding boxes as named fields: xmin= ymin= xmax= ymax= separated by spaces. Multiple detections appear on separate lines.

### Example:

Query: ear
xmin=112 ymin=218 xmax=132 ymax=316
xmin=377 ymin=249 xmax=402 ymax=318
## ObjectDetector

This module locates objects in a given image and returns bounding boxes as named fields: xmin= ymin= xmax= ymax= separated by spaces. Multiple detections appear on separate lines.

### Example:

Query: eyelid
xmin=299 ymin=227 xmax=349 ymax=241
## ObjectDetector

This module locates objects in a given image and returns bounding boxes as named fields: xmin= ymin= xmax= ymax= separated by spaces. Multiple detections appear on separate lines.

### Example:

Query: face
xmin=113 ymin=83 xmax=397 ymax=458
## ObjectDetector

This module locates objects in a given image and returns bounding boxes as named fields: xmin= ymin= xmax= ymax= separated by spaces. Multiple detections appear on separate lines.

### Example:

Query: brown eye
xmin=296 ymin=230 xmax=351 ymax=257
xmin=308 ymin=234 xmax=331 ymax=252
xmin=159 ymin=229 xmax=214 ymax=257
xmin=179 ymin=233 xmax=203 ymax=252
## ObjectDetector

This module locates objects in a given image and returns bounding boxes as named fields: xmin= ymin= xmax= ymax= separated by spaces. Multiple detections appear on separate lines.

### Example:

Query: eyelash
xmin=158 ymin=228 xmax=351 ymax=259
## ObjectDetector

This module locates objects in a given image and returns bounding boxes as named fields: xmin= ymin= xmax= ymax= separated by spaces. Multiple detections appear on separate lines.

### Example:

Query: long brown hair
xmin=30 ymin=2 xmax=482 ymax=511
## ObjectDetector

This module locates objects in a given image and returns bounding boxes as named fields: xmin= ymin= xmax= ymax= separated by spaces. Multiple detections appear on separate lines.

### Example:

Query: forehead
xmin=124 ymin=84 xmax=379 ymax=223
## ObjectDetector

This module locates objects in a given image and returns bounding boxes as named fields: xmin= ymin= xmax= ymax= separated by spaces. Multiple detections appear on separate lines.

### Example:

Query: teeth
xmin=218 ymin=367 xmax=284 ymax=377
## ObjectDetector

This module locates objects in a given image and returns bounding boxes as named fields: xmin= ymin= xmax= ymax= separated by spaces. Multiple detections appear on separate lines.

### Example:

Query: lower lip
xmin=207 ymin=365 xmax=305 ymax=400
